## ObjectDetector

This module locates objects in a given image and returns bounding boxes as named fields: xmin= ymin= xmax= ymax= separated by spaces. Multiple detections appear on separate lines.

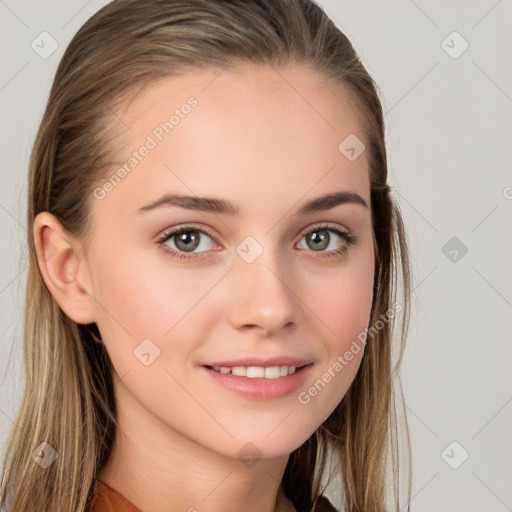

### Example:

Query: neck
xmin=98 ymin=377 xmax=296 ymax=512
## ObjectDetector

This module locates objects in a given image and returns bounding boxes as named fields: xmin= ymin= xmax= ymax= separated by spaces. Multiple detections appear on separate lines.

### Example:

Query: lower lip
xmin=200 ymin=364 xmax=313 ymax=400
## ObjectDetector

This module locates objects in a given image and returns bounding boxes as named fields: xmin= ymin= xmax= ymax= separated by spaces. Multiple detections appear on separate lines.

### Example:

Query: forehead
xmin=96 ymin=62 xmax=370 ymax=218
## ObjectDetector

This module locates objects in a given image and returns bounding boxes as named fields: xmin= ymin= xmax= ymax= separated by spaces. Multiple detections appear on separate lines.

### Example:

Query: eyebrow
xmin=137 ymin=190 xmax=368 ymax=216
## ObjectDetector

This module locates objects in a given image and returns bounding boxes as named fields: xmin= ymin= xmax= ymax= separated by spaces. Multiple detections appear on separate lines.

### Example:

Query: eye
xmin=297 ymin=223 xmax=358 ymax=259
xmin=155 ymin=225 xmax=217 ymax=260
xmin=155 ymin=222 xmax=358 ymax=261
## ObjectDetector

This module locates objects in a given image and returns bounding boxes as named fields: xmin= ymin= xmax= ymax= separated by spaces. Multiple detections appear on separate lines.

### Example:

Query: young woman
xmin=0 ymin=1 xmax=412 ymax=510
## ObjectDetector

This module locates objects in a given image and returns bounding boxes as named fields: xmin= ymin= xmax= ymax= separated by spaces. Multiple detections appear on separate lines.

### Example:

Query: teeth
xmin=247 ymin=366 xmax=265 ymax=378
xmin=231 ymin=366 xmax=246 ymax=377
xmin=263 ymin=366 xmax=280 ymax=379
xmin=210 ymin=365 xmax=298 ymax=378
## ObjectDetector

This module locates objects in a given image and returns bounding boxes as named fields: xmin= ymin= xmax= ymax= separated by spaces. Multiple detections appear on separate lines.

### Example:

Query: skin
xmin=34 ymin=62 xmax=375 ymax=512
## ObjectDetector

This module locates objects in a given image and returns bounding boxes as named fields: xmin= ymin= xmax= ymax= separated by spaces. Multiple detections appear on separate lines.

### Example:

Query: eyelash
xmin=155 ymin=222 xmax=358 ymax=261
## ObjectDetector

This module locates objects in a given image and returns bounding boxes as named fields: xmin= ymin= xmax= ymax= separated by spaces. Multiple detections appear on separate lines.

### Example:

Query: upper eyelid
xmin=160 ymin=222 xmax=351 ymax=241
xmin=159 ymin=223 xmax=216 ymax=242
xmin=158 ymin=222 xmax=354 ymax=254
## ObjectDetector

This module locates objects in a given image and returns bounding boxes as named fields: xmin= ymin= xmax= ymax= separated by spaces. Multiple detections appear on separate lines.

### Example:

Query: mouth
xmin=200 ymin=363 xmax=313 ymax=400
xmin=203 ymin=364 xmax=307 ymax=379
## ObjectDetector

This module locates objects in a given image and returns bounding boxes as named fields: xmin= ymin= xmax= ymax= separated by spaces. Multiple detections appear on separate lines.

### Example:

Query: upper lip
xmin=202 ymin=357 xmax=313 ymax=368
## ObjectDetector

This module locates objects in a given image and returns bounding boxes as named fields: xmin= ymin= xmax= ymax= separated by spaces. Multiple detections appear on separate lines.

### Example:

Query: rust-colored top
xmin=89 ymin=480 xmax=142 ymax=512
xmin=89 ymin=479 xmax=337 ymax=512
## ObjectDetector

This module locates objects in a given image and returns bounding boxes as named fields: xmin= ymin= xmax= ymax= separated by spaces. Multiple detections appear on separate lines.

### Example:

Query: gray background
xmin=1 ymin=1 xmax=511 ymax=511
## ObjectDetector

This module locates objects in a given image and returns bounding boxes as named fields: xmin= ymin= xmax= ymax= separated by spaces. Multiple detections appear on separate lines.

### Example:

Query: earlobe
xmin=33 ymin=211 xmax=96 ymax=325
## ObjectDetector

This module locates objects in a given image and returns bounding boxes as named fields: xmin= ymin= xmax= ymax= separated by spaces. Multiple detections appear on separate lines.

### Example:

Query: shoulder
xmin=89 ymin=480 xmax=142 ymax=512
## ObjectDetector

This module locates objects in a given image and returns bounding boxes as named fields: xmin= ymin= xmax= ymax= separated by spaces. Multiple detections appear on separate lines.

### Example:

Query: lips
xmin=201 ymin=362 xmax=313 ymax=400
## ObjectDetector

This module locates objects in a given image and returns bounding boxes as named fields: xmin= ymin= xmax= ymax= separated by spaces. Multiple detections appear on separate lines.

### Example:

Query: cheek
xmin=90 ymin=246 xmax=223 ymax=368
xmin=305 ymin=249 xmax=375 ymax=347
xmin=295 ymin=251 xmax=374 ymax=415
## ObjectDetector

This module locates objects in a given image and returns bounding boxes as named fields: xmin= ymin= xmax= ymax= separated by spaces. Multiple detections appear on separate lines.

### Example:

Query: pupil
xmin=177 ymin=231 xmax=199 ymax=252
xmin=309 ymin=230 xmax=328 ymax=251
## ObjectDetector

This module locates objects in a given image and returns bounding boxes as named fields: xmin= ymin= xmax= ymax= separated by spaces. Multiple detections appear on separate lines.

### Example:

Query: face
xmin=66 ymin=63 xmax=375 ymax=459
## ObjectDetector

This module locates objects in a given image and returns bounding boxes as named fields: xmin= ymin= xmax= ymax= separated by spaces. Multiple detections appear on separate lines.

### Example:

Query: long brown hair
xmin=0 ymin=1 xmax=412 ymax=510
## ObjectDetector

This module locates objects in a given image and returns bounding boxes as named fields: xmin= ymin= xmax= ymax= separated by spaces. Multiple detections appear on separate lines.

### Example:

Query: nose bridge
xmin=228 ymin=237 xmax=298 ymax=333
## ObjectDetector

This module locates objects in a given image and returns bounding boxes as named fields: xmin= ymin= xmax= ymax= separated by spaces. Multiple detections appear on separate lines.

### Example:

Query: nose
xmin=228 ymin=247 xmax=298 ymax=336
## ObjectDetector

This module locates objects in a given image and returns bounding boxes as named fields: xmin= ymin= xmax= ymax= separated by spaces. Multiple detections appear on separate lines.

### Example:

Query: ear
xmin=33 ymin=211 xmax=96 ymax=325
